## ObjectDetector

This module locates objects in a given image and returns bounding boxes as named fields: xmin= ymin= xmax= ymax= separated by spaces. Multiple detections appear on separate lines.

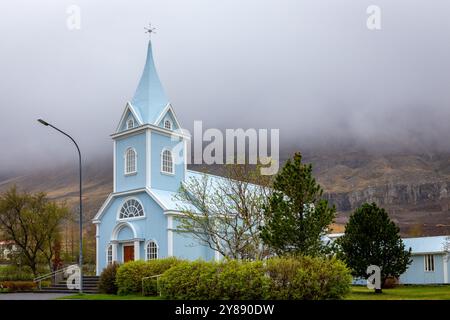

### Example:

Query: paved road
xmin=0 ymin=293 xmax=75 ymax=300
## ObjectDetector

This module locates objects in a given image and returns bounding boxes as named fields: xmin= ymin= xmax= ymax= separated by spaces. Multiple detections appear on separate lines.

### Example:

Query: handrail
xmin=141 ymin=274 xmax=163 ymax=297
xmin=33 ymin=265 xmax=77 ymax=290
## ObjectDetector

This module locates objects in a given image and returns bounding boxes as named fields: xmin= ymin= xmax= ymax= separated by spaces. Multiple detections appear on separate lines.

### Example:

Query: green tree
xmin=0 ymin=186 xmax=68 ymax=276
xmin=260 ymin=152 xmax=335 ymax=256
xmin=337 ymin=202 xmax=412 ymax=292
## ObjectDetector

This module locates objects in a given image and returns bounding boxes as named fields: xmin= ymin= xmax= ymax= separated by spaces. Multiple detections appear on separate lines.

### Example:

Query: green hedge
xmin=216 ymin=260 xmax=270 ymax=300
xmin=116 ymin=257 xmax=182 ymax=295
xmin=265 ymin=257 xmax=352 ymax=299
xmin=158 ymin=260 xmax=219 ymax=299
xmin=159 ymin=257 xmax=351 ymax=300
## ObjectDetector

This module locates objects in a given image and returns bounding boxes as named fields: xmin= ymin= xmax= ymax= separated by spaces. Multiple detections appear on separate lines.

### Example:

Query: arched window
xmin=161 ymin=149 xmax=174 ymax=174
xmin=164 ymin=119 xmax=172 ymax=130
xmin=107 ymin=244 xmax=113 ymax=265
xmin=146 ymin=241 xmax=158 ymax=260
xmin=125 ymin=148 xmax=136 ymax=174
xmin=127 ymin=118 xmax=135 ymax=130
xmin=119 ymin=199 xmax=144 ymax=219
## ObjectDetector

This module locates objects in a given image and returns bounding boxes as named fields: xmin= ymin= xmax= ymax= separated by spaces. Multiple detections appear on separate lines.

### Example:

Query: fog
xmin=1 ymin=0 xmax=450 ymax=174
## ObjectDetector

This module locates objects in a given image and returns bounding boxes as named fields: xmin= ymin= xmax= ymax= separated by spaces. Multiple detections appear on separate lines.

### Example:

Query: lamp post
xmin=37 ymin=119 xmax=83 ymax=294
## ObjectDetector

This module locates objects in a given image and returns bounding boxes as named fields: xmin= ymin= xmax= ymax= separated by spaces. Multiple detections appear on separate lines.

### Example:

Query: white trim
xmin=93 ymin=188 xmax=169 ymax=222
xmin=134 ymin=240 xmax=141 ymax=260
xmin=167 ymin=216 xmax=173 ymax=257
xmin=111 ymin=221 xmax=138 ymax=240
xmin=154 ymin=103 xmax=182 ymax=129
xmin=111 ymin=243 xmax=118 ymax=263
xmin=111 ymin=123 xmax=191 ymax=141
xmin=115 ymin=102 xmax=143 ymax=133
xmin=145 ymin=239 xmax=159 ymax=261
xmin=161 ymin=148 xmax=175 ymax=175
xmin=106 ymin=243 xmax=113 ymax=266
xmin=124 ymin=147 xmax=137 ymax=175
xmin=146 ymin=129 xmax=151 ymax=188
xmin=93 ymin=193 xmax=114 ymax=222
xmin=444 ymin=254 xmax=449 ymax=284
xmin=116 ymin=197 xmax=145 ymax=221
xmin=96 ymin=224 xmax=100 ymax=275
xmin=113 ymin=141 xmax=117 ymax=192
xmin=410 ymin=251 xmax=446 ymax=255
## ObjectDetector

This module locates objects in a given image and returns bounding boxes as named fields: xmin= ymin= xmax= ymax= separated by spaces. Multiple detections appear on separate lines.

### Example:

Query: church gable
xmin=155 ymin=105 xmax=181 ymax=131
xmin=116 ymin=103 xmax=142 ymax=133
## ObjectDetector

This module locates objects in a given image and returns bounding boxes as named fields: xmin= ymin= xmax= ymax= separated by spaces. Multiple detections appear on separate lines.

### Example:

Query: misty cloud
xmin=1 ymin=0 xmax=450 ymax=174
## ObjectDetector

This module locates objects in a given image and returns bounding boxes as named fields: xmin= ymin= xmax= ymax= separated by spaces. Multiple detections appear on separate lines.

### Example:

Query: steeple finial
xmin=144 ymin=23 xmax=156 ymax=38
xmin=130 ymin=30 xmax=169 ymax=125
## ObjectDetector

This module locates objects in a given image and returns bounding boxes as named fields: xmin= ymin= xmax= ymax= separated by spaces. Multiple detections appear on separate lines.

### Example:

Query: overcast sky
xmin=1 ymin=0 xmax=450 ymax=174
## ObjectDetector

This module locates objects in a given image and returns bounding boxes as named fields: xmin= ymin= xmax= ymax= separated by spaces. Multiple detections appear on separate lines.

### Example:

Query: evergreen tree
xmin=260 ymin=152 xmax=335 ymax=256
xmin=337 ymin=202 xmax=412 ymax=291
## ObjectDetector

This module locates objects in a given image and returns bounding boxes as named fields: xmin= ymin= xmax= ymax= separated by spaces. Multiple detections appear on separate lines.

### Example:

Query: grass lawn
xmin=347 ymin=285 xmax=450 ymax=300
xmin=59 ymin=293 xmax=164 ymax=300
xmin=59 ymin=285 xmax=450 ymax=300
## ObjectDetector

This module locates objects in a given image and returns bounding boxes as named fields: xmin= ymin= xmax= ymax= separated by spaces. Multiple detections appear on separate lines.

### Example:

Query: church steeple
xmin=130 ymin=40 xmax=169 ymax=125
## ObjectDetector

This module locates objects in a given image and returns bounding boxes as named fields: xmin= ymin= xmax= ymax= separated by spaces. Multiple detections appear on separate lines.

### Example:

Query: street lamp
xmin=38 ymin=119 xmax=83 ymax=294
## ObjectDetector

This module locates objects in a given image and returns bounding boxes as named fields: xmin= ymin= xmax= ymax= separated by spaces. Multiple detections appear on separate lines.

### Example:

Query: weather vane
xmin=144 ymin=23 xmax=156 ymax=38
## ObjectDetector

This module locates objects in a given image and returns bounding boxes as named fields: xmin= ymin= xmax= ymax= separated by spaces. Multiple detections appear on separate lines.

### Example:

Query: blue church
xmin=92 ymin=40 xmax=217 ymax=275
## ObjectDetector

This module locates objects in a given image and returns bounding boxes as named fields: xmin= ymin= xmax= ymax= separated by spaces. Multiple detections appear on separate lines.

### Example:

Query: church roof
xmin=149 ymin=188 xmax=200 ymax=213
xmin=402 ymin=236 xmax=449 ymax=254
xmin=130 ymin=40 xmax=169 ymax=125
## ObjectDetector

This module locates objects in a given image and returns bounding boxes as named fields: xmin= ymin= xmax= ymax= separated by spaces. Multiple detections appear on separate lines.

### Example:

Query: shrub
xmin=266 ymin=256 xmax=352 ymax=300
xmin=98 ymin=262 xmax=120 ymax=294
xmin=159 ymin=260 xmax=220 ymax=300
xmin=160 ymin=260 xmax=270 ymax=300
xmin=159 ymin=257 xmax=351 ymax=300
xmin=0 ymin=281 xmax=36 ymax=292
xmin=216 ymin=260 xmax=270 ymax=300
xmin=264 ymin=257 xmax=304 ymax=299
xmin=116 ymin=257 xmax=181 ymax=295
xmin=0 ymin=265 xmax=34 ymax=281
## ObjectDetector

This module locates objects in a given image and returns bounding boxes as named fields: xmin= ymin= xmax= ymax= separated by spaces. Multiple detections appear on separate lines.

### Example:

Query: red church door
xmin=123 ymin=245 xmax=134 ymax=263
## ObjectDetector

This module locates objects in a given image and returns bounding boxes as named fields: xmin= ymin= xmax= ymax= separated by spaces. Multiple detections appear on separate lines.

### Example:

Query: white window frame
xmin=106 ymin=244 xmax=113 ymax=265
xmin=145 ymin=240 xmax=159 ymax=261
xmin=164 ymin=119 xmax=172 ymax=130
xmin=127 ymin=118 xmax=135 ymax=130
xmin=117 ymin=197 xmax=145 ymax=221
xmin=124 ymin=147 xmax=137 ymax=175
xmin=424 ymin=254 xmax=435 ymax=272
xmin=161 ymin=148 xmax=175 ymax=175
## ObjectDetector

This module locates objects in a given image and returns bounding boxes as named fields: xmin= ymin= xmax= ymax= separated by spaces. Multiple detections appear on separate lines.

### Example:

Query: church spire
xmin=131 ymin=39 xmax=169 ymax=125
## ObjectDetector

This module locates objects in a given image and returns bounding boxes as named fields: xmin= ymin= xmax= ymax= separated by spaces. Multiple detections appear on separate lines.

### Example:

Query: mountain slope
xmin=1 ymin=152 xmax=449 ymax=236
